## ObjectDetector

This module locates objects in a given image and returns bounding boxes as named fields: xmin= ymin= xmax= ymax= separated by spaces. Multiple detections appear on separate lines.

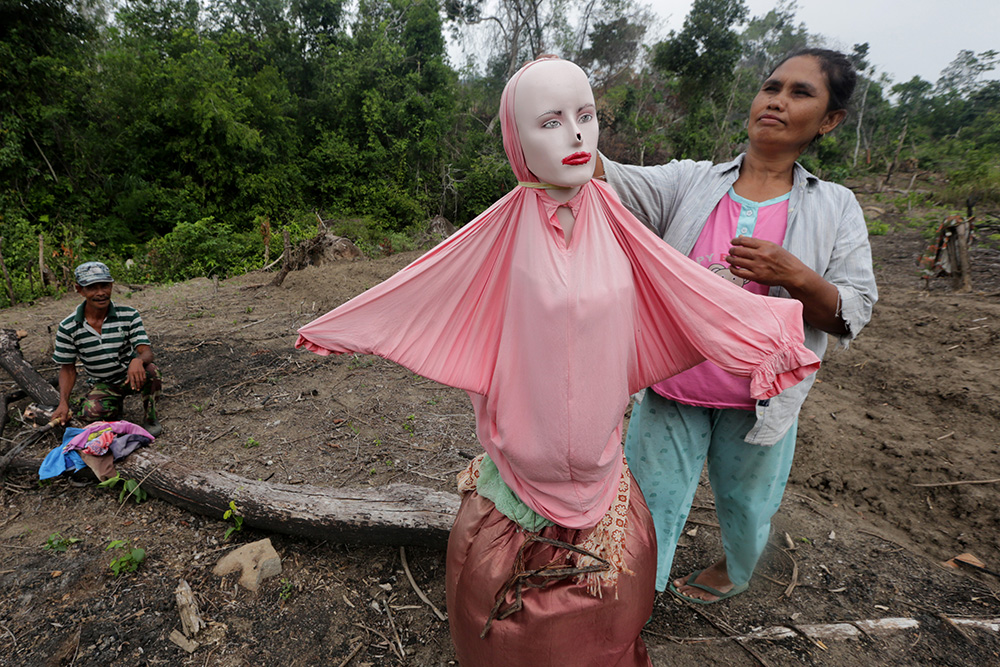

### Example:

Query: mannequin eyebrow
xmin=536 ymin=104 xmax=596 ymax=119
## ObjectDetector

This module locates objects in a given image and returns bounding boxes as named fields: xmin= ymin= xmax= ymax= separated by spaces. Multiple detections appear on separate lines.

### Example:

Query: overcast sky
xmin=654 ymin=0 xmax=1000 ymax=85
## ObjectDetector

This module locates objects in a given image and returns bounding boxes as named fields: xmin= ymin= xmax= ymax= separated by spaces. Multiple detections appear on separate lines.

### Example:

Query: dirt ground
xmin=2 ymin=177 xmax=1000 ymax=666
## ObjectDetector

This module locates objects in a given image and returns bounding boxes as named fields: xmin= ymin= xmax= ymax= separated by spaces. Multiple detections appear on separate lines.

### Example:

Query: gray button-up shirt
xmin=604 ymin=153 xmax=878 ymax=444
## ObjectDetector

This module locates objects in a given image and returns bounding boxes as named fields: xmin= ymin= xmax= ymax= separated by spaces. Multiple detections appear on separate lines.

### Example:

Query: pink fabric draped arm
xmin=296 ymin=179 xmax=819 ymax=528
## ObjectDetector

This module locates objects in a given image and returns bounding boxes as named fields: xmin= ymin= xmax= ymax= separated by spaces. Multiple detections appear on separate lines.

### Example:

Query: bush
xmin=944 ymin=154 xmax=1000 ymax=206
xmin=325 ymin=216 xmax=420 ymax=257
xmin=146 ymin=217 xmax=254 ymax=281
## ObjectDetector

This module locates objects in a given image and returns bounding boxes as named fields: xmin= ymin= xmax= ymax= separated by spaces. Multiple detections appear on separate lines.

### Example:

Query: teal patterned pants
xmin=624 ymin=391 xmax=797 ymax=591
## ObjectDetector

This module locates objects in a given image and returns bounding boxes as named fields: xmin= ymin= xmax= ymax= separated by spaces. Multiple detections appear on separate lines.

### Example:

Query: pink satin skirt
xmin=446 ymin=489 xmax=656 ymax=666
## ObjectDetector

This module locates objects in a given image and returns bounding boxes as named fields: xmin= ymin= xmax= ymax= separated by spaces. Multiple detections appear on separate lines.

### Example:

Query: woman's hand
xmin=726 ymin=236 xmax=849 ymax=335
xmin=725 ymin=237 xmax=805 ymax=288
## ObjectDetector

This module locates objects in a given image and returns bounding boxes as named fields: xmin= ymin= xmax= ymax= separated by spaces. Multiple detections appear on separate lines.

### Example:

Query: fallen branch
xmin=0 ymin=419 xmax=58 ymax=481
xmin=910 ymin=478 xmax=1000 ymax=488
xmin=400 ymin=546 xmax=447 ymax=621
xmin=681 ymin=603 xmax=772 ymax=667
xmin=647 ymin=616 xmax=1000 ymax=643
xmin=779 ymin=547 xmax=799 ymax=598
xmin=0 ymin=390 xmax=27 ymax=440
xmin=336 ymin=641 xmax=365 ymax=667
xmin=382 ymin=598 xmax=404 ymax=659
xmin=260 ymin=252 xmax=285 ymax=272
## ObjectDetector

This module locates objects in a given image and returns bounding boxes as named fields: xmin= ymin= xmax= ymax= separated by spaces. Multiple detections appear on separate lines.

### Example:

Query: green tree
xmin=653 ymin=0 xmax=748 ymax=99
xmin=738 ymin=0 xmax=808 ymax=78
xmin=0 ymin=0 xmax=98 ymax=301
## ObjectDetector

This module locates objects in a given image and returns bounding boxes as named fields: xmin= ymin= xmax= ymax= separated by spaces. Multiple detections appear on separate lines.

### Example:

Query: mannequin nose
xmin=576 ymin=132 xmax=582 ymax=141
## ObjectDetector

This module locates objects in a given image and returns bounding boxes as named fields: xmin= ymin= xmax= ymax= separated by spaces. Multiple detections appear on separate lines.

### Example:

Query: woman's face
xmin=748 ymin=56 xmax=845 ymax=152
xmin=513 ymin=60 xmax=598 ymax=190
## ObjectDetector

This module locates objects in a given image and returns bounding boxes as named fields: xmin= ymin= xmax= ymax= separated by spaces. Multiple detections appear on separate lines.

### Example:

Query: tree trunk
xmin=951 ymin=220 xmax=972 ymax=293
xmin=38 ymin=234 xmax=57 ymax=287
xmin=0 ymin=329 xmax=60 ymax=405
xmin=113 ymin=450 xmax=459 ymax=548
xmin=270 ymin=230 xmax=293 ymax=287
xmin=880 ymin=116 xmax=909 ymax=192
xmin=852 ymin=78 xmax=871 ymax=168
xmin=0 ymin=237 xmax=15 ymax=306
xmin=261 ymin=216 xmax=271 ymax=266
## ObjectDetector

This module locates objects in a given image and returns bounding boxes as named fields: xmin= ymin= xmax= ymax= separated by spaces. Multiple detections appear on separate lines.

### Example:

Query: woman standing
xmin=602 ymin=49 xmax=878 ymax=602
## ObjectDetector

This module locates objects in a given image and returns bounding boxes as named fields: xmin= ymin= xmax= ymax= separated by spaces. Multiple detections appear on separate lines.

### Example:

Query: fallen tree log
xmin=107 ymin=450 xmax=459 ymax=548
xmin=0 ymin=329 xmax=59 ymax=405
xmin=9 ymin=450 xmax=459 ymax=547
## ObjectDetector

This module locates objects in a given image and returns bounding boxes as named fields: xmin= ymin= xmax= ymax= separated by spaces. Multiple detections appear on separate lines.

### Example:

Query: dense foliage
xmin=1 ymin=0 xmax=997 ymax=307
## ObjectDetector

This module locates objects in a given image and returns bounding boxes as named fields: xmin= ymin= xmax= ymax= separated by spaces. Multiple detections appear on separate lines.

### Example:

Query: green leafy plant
xmin=98 ymin=474 xmax=148 ymax=504
xmin=347 ymin=354 xmax=377 ymax=370
xmin=403 ymin=414 xmax=416 ymax=435
xmin=106 ymin=539 xmax=146 ymax=576
xmin=279 ymin=577 xmax=293 ymax=601
xmin=244 ymin=437 xmax=260 ymax=448
xmin=43 ymin=533 xmax=81 ymax=553
xmin=223 ymin=500 xmax=244 ymax=540
xmin=866 ymin=219 xmax=889 ymax=236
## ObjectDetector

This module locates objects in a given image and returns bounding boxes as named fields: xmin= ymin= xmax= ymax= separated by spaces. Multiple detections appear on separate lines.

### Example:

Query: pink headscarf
xmin=296 ymin=60 xmax=820 ymax=528
xmin=499 ymin=57 xmax=556 ymax=183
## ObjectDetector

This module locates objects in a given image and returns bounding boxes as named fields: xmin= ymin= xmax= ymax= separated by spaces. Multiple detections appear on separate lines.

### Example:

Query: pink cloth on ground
xmin=296 ymin=66 xmax=820 ymax=529
xmin=654 ymin=191 xmax=790 ymax=409
xmin=63 ymin=420 xmax=156 ymax=453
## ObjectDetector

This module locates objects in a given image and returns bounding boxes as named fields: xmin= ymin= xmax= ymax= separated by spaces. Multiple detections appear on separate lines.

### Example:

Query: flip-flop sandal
xmin=668 ymin=568 xmax=749 ymax=605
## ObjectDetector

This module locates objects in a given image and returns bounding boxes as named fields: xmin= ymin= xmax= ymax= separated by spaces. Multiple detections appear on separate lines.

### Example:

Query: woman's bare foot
xmin=673 ymin=557 xmax=733 ymax=602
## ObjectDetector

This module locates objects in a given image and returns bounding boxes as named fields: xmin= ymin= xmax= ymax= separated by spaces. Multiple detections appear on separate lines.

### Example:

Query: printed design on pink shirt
xmin=709 ymin=262 xmax=750 ymax=287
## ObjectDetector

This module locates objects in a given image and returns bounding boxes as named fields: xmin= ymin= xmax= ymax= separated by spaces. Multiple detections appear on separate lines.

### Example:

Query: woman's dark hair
xmin=771 ymin=48 xmax=857 ymax=112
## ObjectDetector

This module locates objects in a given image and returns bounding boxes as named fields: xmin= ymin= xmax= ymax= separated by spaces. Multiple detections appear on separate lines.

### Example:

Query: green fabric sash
xmin=476 ymin=454 xmax=554 ymax=532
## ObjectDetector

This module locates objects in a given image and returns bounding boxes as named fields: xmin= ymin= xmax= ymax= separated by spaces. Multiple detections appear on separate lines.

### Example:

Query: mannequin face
xmin=513 ymin=60 xmax=598 ymax=197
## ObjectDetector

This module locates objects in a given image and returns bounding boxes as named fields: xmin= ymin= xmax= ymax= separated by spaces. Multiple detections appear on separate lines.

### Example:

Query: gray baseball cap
xmin=75 ymin=261 xmax=114 ymax=286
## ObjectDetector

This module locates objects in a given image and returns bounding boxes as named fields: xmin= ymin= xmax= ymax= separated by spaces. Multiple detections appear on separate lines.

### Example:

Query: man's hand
xmin=127 ymin=357 xmax=147 ymax=391
xmin=53 ymin=402 xmax=72 ymax=425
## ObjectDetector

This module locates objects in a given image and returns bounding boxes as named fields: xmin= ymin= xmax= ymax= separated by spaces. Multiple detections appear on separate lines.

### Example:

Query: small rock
xmin=212 ymin=538 xmax=282 ymax=592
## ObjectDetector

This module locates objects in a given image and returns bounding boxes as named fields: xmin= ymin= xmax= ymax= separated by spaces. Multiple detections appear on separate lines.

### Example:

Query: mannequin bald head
xmin=501 ymin=58 xmax=598 ymax=201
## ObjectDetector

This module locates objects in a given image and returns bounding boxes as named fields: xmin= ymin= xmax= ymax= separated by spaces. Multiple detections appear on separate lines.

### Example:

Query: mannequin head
xmin=500 ymin=58 xmax=598 ymax=200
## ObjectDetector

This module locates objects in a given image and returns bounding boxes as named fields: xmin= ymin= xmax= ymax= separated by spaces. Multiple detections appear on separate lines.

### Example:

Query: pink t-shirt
xmin=653 ymin=188 xmax=790 ymax=409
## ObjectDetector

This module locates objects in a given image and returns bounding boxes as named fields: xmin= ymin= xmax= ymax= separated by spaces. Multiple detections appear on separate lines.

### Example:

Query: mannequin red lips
xmin=562 ymin=152 xmax=591 ymax=166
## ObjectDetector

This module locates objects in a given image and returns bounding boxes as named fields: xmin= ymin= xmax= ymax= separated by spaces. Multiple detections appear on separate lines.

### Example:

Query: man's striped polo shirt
xmin=53 ymin=301 xmax=151 ymax=384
